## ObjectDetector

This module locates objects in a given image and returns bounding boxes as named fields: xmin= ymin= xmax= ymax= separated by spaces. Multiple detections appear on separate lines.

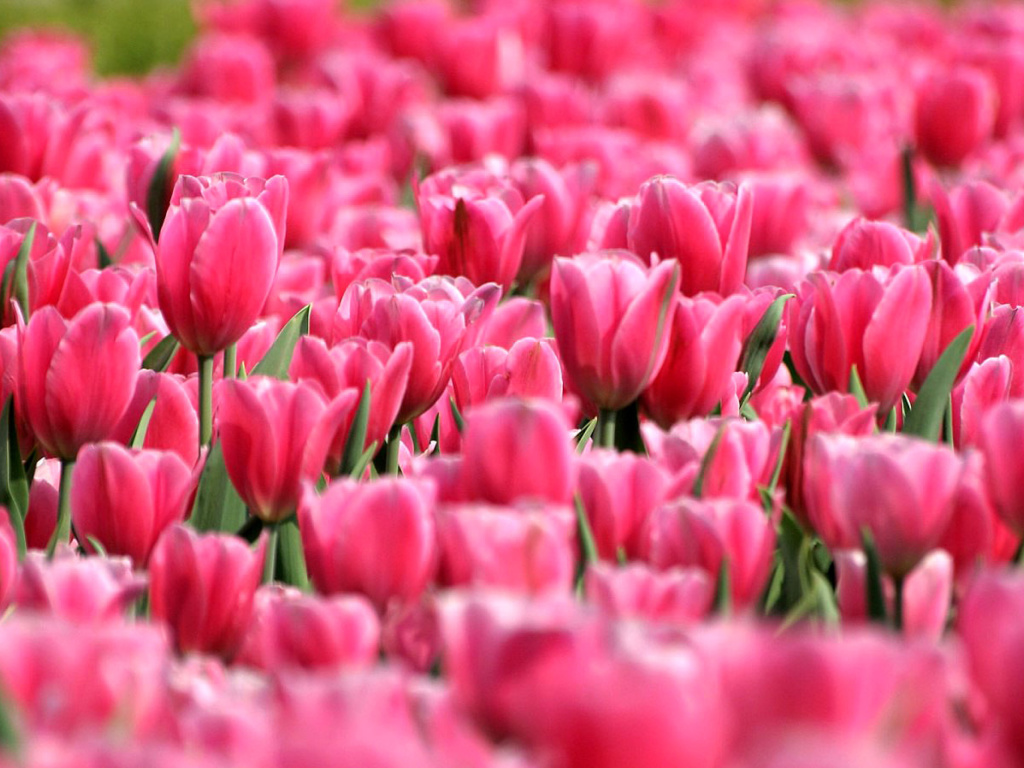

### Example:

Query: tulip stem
xmin=46 ymin=459 xmax=75 ymax=559
xmin=385 ymin=423 xmax=403 ymax=475
xmin=263 ymin=523 xmax=279 ymax=585
xmin=892 ymin=574 xmax=905 ymax=632
xmin=597 ymin=408 xmax=616 ymax=449
xmin=223 ymin=344 xmax=237 ymax=379
xmin=199 ymin=355 xmax=214 ymax=450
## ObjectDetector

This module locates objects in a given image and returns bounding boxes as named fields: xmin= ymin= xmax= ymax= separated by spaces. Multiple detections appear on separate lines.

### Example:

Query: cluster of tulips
xmin=6 ymin=0 xmax=1024 ymax=765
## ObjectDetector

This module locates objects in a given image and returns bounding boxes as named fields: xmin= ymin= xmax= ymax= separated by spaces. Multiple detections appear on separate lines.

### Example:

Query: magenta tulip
xmin=218 ymin=376 xmax=357 ymax=523
xmin=71 ymin=442 xmax=198 ymax=567
xmin=16 ymin=303 xmax=139 ymax=460
xmin=299 ymin=478 xmax=437 ymax=610
xmin=550 ymin=251 xmax=679 ymax=412
xmin=155 ymin=173 xmax=287 ymax=357
xmin=915 ymin=67 xmax=996 ymax=168
xmin=148 ymin=525 xmax=266 ymax=658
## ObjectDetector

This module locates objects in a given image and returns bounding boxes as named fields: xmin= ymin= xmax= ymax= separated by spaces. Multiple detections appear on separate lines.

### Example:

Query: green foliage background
xmin=0 ymin=0 xmax=377 ymax=76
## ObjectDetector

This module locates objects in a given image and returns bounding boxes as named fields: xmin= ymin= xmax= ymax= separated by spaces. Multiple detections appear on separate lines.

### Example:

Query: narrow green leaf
xmin=740 ymin=401 xmax=759 ymax=421
xmin=276 ymin=517 xmax=310 ymax=591
xmin=429 ymin=413 xmax=442 ymax=455
xmin=692 ymin=423 xmax=727 ymax=499
xmin=0 ymin=398 xmax=26 ymax=557
xmin=862 ymin=528 xmax=888 ymax=624
xmin=129 ymin=396 xmax=158 ymax=449
xmin=0 ymin=686 xmax=21 ymax=760
xmin=774 ymin=510 xmax=807 ymax=613
xmin=575 ymin=417 xmax=598 ymax=454
xmin=713 ymin=557 xmax=732 ymax=616
xmin=883 ymin=405 xmax=898 ymax=433
xmin=141 ymin=334 xmax=180 ymax=372
xmin=761 ymin=556 xmax=785 ymax=615
xmin=737 ymin=293 xmax=793 ymax=405
xmin=96 ymin=237 xmax=114 ymax=269
xmin=338 ymin=382 xmax=371 ymax=476
xmin=350 ymin=441 xmax=378 ymax=479
xmin=767 ymin=419 xmax=791 ymax=494
xmin=85 ymin=535 xmax=109 ymax=558
xmin=147 ymin=128 xmax=180 ymax=242
xmin=574 ymin=494 xmax=598 ymax=566
xmin=903 ymin=325 xmax=974 ymax=441
xmin=944 ymin=394 xmax=955 ymax=447
xmin=811 ymin=570 xmax=840 ymax=626
xmin=11 ymin=222 xmax=36 ymax=322
xmin=252 ymin=304 xmax=311 ymax=379
xmin=189 ymin=442 xmax=247 ymax=533
xmin=848 ymin=365 xmax=869 ymax=408
xmin=449 ymin=396 xmax=465 ymax=434
xmin=137 ymin=331 xmax=157 ymax=349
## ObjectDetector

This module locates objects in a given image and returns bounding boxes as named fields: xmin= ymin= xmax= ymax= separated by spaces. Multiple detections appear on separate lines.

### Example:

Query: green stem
xmin=385 ymin=423 xmax=403 ymax=475
xmin=199 ymin=355 xmax=214 ymax=450
xmin=892 ymin=574 xmax=905 ymax=632
xmin=597 ymin=408 xmax=616 ymax=449
xmin=263 ymin=523 xmax=279 ymax=585
xmin=46 ymin=459 xmax=75 ymax=559
xmin=223 ymin=344 xmax=237 ymax=380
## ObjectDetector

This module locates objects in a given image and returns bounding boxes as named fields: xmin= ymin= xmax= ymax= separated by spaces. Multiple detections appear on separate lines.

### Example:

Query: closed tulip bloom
xmin=550 ymin=252 xmax=679 ymax=411
xmin=15 ymin=550 xmax=146 ymax=623
xmin=460 ymin=398 xmax=575 ymax=506
xmin=828 ymin=218 xmax=933 ymax=273
xmin=584 ymin=562 xmax=713 ymax=625
xmin=642 ymin=497 xmax=775 ymax=610
xmin=436 ymin=504 xmax=576 ymax=595
xmin=156 ymin=173 xmax=287 ymax=356
xmin=914 ymin=67 xmax=996 ymax=168
xmin=299 ymin=478 xmax=437 ymax=610
xmin=803 ymin=433 xmax=962 ymax=578
xmin=627 ymin=177 xmax=752 ymax=296
xmin=71 ymin=442 xmax=198 ymax=567
xmin=641 ymin=293 xmax=747 ymax=428
xmin=451 ymin=338 xmax=564 ymax=410
xmin=218 ymin=376 xmax=358 ymax=523
xmin=149 ymin=525 xmax=266 ymax=658
xmin=109 ymin=371 xmax=200 ymax=467
xmin=237 ymin=586 xmax=380 ymax=672
xmin=788 ymin=266 xmax=932 ymax=412
xmin=930 ymin=179 xmax=1009 ymax=265
xmin=17 ymin=303 xmax=139 ymax=460
xmin=978 ymin=401 xmax=1024 ymax=534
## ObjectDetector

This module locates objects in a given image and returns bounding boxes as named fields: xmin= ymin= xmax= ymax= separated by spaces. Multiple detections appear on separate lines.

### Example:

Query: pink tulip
xmin=627 ymin=177 xmax=752 ymax=296
xmin=974 ymin=306 xmax=1024 ymax=397
xmin=803 ymin=433 xmax=962 ymax=577
xmin=0 ymin=173 xmax=44 ymax=223
xmin=827 ymin=218 xmax=932 ymax=272
xmin=299 ymin=478 xmax=437 ymax=610
xmin=978 ymin=401 xmax=1024 ymax=534
xmin=930 ymin=180 xmax=1009 ymax=265
xmin=179 ymin=33 xmax=276 ymax=104
xmin=584 ymin=562 xmax=714 ymax=624
xmin=477 ymin=296 xmax=548 ymax=348
xmin=148 ymin=525 xmax=266 ymax=658
xmin=460 ymin=398 xmax=575 ymax=506
xmin=15 ymin=550 xmax=146 ymax=623
xmin=436 ymin=503 xmax=576 ymax=595
xmin=788 ymin=266 xmax=932 ymax=412
xmin=333 ymin=276 xmax=500 ymax=423
xmin=954 ymin=357 xmax=1013 ymax=448
xmin=835 ymin=549 xmax=953 ymax=640
xmin=744 ymin=172 xmax=811 ymax=258
xmin=576 ymin=449 xmax=670 ymax=560
xmin=236 ymin=586 xmax=380 ymax=672
xmin=0 ymin=219 xmax=73 ymax=324
xmin=71 ymin=442 xmax=199 ymax=567
xmin=451 ymin=337 xmax=564 ymax=411
xmin=914 ymin=67 xmax=996 ymax=167
xmin=642 ymin=497 xmax=775 ymax=609
xmin=550 ymin=252 xmax=679 ymax=411
xmin=0 ymin=508 xmax=16 ymax=610
xmin=17 ymin=303 xmax=139 ymax=459
xmin=109 ymin=371 xmax=200 ymax=467
xmin=155 ymin=173 xmax=287 ymax=357
xmin=641 ymin=293 xmax=747 ymax=427
xmin=24 ymin=458 xmax=59 ymax=550
xmin=416 ymin=164 xmax=543 ymax=291
xmin=218 ymin=376 xmax=357 ymax=523
xmin=288 ymin=336 xmax=413 ymax=471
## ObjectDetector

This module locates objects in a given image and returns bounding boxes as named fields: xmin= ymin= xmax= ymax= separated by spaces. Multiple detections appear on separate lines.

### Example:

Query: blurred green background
xmin=0 ymin=0 xmax=376 ymax=76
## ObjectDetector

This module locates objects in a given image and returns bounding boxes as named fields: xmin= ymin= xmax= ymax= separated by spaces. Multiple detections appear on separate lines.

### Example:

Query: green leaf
xmin=862 ymin=528 xmax=888 ymax=625
xmin=761 ymin=556 xmax=785 ymax=615
xmin=0 ymin=686 xmax=21 ymax=760
xmin=575 ymin=417 xmax=598 ymax=454
xmin=848 ymin=365 xmax=869 ymax=408
xmin=774 ymin=510 xmax=807 ymax=614
xmin=0 ymin=398 xmax=27 ymax=558
xmin=96 ymin=237 xmax=114 ymax=269
xmin=713 ymin=557 xmax=732 ymax=616
xmin=811 ymin=570 xmax=839 ymax=626
xmin=449 ymin=396 xmax=465 ymax=434
xmin=902 ymin=325 xmax=974 ymax=442
xmin=86 ymin=535 xmax=109 ymax=558
xmin=338 ymin=382 xmax=371 ymax=476
xmin=766 ymin=419 xmax=791 ymax=495
xmin=147 ymin=128 xmax=180 ymax=242
xmin=189 ymin=442 xmax=247 ymax=533
xmin=276 ymin=517 xmax=310 ymax=591
xmin=251 ymin=304 xmax=310 ymax=379
xmin=10 ymin=222 xmax=34 ymax=321
xmin=349 ymin=441 xmax=378 ymax=480
xmin=692 ymin=423 xmax=727 ymax=499
xmin=944 ymin=394 xmax=954 ymax=447
xmin=141 ymin=334 xmax=180 ymax=372
xmin=129 ymin=396 xmax=158 ymax=449
xmin=737 ymin=293 xmax=793 ymax=405
xmin=429 ymin=414 xmax=441 ymax=455
xmin=574 ymin=494 xmax=598 ymax=568
xmin=883 ymin=405 xmax=898 ymax=433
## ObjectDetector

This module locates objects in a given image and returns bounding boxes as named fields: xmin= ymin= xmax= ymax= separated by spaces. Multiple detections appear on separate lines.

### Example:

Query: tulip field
xmin=6 ymin=0 xmax=1024 ymax=764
